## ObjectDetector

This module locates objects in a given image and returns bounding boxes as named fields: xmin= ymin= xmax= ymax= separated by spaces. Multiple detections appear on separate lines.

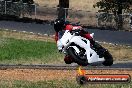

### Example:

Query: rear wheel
xmin=102 ymin=51 xmax=113 ymax=66
xmin=93 ymin=42 xmax=113 ymax=66
xmin=67 ymin=47 xmax=88 ymax=66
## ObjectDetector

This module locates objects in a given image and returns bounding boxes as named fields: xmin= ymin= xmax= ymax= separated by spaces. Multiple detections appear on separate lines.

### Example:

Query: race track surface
xmin=0 ymin=21 xmax=132 ymax=45
xmin=87 ymin=29 xmax=132 ymax=45
xmin=0 ymin=61 xmax=132 ymax=70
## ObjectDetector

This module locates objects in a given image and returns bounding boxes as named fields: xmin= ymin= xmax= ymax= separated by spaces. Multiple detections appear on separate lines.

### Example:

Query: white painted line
xmin=22 ymin=31 xmax=26 ymax=33
xmin=23 ymin=3 xmax=28 ymax=5
xmin=1 ymin=29 xmax=131 ymax=48
xmin=7 ymin=1 xmax=11 ymax=2
xmin=5 ymin=29 xmax=9 ymax=31
xmin=115 ymin=44 xmax=118 ymax=46
xmin=95 ymin=40 xmax=131 ymax=47
xmin=12 ymin=30 xmax=17 ymax=32
xmin=103 ymin=42 xmax=106 ymax=44
xmin=37 ymin=33 xmax=42 ymax=35
xmin=52 ymin=35 xmax=55 ymax=37
xmin=126 ymin=45 xmax=131 ymax=47
xmin=44 ymin=34 xmax=48 ymax=36
xmin=95 ymin=40 xmax=97 ymax=42
xmin=29 ymin=32 xmax=34 ymax=34
xmin=13 ymin=2 xmax=18 ymax=4
xmin=32 ymin=33 xmax=35 ymax=34
xmin=109 ymin=43 xmax=112 ymax=45
xmin=49 ymin=35 xmax=54 ymax=37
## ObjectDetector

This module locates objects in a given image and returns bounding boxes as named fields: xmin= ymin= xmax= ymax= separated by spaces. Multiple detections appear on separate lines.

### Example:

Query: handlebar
xmin=70 ymin=29 xmax=81 ymax=36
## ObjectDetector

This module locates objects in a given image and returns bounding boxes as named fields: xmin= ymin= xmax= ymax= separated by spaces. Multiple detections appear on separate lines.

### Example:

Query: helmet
xmin=54 ymin=19 xmax=65 ymax=32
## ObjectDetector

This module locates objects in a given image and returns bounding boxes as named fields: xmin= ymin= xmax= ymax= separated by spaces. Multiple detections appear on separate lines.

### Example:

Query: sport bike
xmin=57 ymin=29 xmax=113 ymax=66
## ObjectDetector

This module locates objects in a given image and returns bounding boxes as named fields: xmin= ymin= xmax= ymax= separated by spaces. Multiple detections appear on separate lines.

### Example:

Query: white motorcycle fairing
xmin=57 ymin=30 xmax=105 ymax=64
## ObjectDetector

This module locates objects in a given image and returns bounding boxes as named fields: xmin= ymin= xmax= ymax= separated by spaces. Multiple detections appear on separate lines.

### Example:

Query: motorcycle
xmin=57 ymin=29 xmax=113 ymax=66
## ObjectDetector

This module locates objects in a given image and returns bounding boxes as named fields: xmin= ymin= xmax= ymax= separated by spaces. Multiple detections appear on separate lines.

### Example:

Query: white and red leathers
xmin=55 ymin=24 xmax=92 ymax=43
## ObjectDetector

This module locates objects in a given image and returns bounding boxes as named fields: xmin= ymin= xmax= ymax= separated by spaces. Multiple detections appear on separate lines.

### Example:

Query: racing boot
xmin=64 ymin=55 xmax=74 ymax=64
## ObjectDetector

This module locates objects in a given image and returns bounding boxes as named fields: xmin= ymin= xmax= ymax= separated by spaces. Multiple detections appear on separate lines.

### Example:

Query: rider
xmin=54 ymin=18 xmax=102 ymax=63
xmin=54 ymin=18 xmax=95 ymax=47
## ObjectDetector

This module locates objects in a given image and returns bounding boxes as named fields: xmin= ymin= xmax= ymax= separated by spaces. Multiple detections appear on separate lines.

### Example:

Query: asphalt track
xmin=0 ymin=21 xmax=132 ymax=45
xmin=0 ymin=61 xmax=132 ymax=70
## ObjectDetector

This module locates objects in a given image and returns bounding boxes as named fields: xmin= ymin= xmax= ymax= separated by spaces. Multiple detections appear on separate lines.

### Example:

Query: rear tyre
xmin=93 ymin=42 xmax=113 ymax=66
xmin=102 ymin=51 xmax=113 ymax=66
xmin=67 ymin=47 xmax=88 ymax=66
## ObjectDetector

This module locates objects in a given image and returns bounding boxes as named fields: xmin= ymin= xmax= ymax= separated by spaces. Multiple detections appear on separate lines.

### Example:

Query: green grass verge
xmin=0 ymin=30 xmax=131 ymax=64
xmin=0 ymin=80 xmax=131 ymax=88
xmin=101 ymin=43 xmax=132 ymax=61
xmin=0 ymin=38 xmax=64 ymax=64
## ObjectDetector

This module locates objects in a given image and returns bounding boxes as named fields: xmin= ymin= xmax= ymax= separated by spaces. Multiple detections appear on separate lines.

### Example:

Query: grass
xmin=0 ymin=30 xmax=55 ymax=42
xmin=0 ymin=79 xmax=131 ymax=88
xmin=0 ymin=30 xmax=64 ymax=64
xmin=0 ymin=30 xmax=131 ymax=64
xmin=101 ymin=43 xmax=132 ymax=61
xmin=0 ymin=38 xmax=64 ymax=64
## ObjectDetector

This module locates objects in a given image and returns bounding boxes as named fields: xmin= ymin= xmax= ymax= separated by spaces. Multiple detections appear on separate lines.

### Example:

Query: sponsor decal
xmin=76 ymin=66 xmax=131 ymax=84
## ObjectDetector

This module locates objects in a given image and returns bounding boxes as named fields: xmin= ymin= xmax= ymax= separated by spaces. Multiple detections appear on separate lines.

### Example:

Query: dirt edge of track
xmin=0 ymin=69 xmax=131 ymax=82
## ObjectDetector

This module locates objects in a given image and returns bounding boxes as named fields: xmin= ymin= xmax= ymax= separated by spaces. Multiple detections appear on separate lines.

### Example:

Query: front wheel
xmin=67 ymin=47 xmax=88 ymax=66
xmin=64 ymin=55 xmax=74 ymax=64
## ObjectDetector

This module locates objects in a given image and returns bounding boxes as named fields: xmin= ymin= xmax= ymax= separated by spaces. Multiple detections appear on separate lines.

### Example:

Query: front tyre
xmin=102 ymin=51 xmax=113 ymax=66
xmin=64 ymin=55 xmax=74 ymax=64
xmin=93 ymin=42 xmax=113 ymax=66
xmin=67 ymin=47 xmax=88 ymax=66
